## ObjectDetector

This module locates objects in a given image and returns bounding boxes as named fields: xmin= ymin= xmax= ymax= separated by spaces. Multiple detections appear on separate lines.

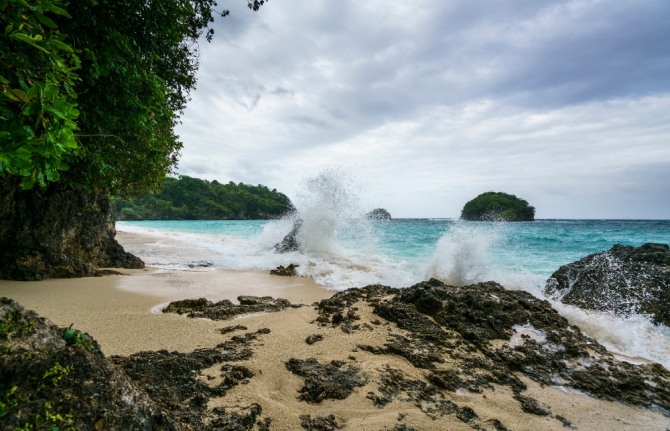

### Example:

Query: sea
xmin=116 ymin=175 xmax=670 ymax=370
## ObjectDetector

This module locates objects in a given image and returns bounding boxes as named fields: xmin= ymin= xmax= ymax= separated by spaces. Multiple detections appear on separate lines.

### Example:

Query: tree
xmin=0 ymin=0 xmax=81 ymax=189
xmin=0 ymin=0 xmax=266 ymax=279
xmin=460 ymin=192 xmax=535 ymax=221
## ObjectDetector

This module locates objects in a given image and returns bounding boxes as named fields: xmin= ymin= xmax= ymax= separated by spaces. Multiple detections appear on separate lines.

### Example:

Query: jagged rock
xmin=1 ymin=297 xmax=278 ymax=430
xmin=0 ymin=178 xmax=143 ymax=280
xmin=270 ymin=263 xmax=299 ymax=276
xmin=305 ymin=334 xmax=324 ymax=345
xmin=545 ymin=243 xmax=670 ymax=326
xmin=274 ymin=219 xmax=302 ymax=253
xmin=299 ymin=414 xmax=341 ymax=430
xmin=163 ymin=295 xmax=298 ymax=320
xmin=111 ymin=330 xmax=270 ymax=429
xmin=315 ymin=280 xmax=670 ymax=418
xmin=285 ymin=358 xmax=367 ymax=403
xmin=366 ymin=208 xmax=392 ymax=220
xmin=0 ymin=297 xmax=179 ymax=430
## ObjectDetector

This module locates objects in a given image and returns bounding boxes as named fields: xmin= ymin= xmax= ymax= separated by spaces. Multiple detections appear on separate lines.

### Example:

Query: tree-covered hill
xmin=460 ymin=192 xmax=535 ymax=221
xmin=112 ymin=176 xmax=293 ymax=220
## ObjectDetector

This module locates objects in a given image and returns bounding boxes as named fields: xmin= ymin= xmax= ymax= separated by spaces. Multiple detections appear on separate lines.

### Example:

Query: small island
xmin=366 ymin=208 xmax=392 ymax=220
xmin=460 ymin=192 xmax=535 ymax=221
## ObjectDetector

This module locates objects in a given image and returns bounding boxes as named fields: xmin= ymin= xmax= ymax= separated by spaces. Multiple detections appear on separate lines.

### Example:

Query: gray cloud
xmin=175 ymin=0 xmax=670 ymax=218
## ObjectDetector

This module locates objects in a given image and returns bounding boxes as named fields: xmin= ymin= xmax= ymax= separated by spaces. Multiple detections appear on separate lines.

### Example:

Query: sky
xmin=174 ymin=0 xmax=670 ymax=219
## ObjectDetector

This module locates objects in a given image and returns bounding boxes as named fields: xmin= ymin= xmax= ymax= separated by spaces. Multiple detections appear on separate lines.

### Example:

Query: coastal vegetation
xmin=0 ymin=0 xmax=265 ymax=279
xmin=112 ymin=176 xmax=293 ymax=220
xmin=460 ymin=192 xmax=535 ymax=221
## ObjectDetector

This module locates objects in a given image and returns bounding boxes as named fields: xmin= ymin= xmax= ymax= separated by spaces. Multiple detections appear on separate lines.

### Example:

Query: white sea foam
xmin=116 ymin=171 xmax=670 ymax=371
xmin=426 ymin=221 xmax=502 ymax=285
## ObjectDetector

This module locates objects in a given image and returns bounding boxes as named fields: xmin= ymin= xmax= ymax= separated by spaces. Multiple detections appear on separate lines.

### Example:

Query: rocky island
xmin=460 ymin=192 xmax=535 ymax=221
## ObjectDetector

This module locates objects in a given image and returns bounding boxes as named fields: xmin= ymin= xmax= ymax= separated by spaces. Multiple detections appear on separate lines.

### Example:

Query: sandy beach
xmin=1 ymin=231 xmax=669 ymax=431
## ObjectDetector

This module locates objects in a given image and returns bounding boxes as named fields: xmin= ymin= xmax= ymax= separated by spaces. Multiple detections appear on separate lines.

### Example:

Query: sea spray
xmin=426 ymin=221 xmax=503 ymax=285
xmin=117 ymin=214 xmax=670 ymax=369
xmin=293 ymin=169 xmax=367 ymax=255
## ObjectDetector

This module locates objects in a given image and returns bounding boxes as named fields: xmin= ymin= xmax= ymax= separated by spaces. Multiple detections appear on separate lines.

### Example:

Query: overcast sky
xmin=175 ymin=0 xmax=670 ymax=219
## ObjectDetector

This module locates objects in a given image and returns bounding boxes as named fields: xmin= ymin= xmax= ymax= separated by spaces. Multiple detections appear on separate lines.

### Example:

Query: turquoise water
xmin=117 ymin=217 xmax=670 ymax=368
xmin=119 ymin=218 xmax=670 ymax=286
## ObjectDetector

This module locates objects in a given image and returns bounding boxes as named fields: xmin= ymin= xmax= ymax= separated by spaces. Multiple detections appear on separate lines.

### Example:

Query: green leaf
xmin=2 ymin=90 xmax=22 ymax=102
xmin=10 ymin=32 xmax=50 ymax=53
xmin=36 ymin=12 xmax=57 ymax=29
xmin=50 ymin=38 xmax=73 ymax=53
xmin=5 ymin=88 xmax=30 ymax=102
xmin=46 ymin=4 xmax=71 ymax=18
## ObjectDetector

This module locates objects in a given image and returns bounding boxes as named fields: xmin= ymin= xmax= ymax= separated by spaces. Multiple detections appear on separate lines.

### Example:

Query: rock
xmin=187 ymin=260 xmax=213 ymax=268
xmin=299 ymin=414 xmax=341 ymax=430
xmin=0 ymin=178 xmax=144 ymax=280
xmin=366 ymin=208 xmax=392 ymax=220
xmin=305 ymin=334 xmax=324 ymax=345
xmin=270 ymin=263 xmax=299 ymax=276
xmin=285 ymin=358 xmax=367 ymax=403
xmin=1 ymin=297 xmax=279 ymax=430
xmin=163 ymin=295 xmax=298 ymax=320
xmin=545 ymin=243 xmax=670 ymax=326
xmin=274 ymin=219 xmax=302 ymax=253
xmin=0 ymin=297 xmax=179 ymax=430
xmin=315 ymin=280 xmax=670 ymax=417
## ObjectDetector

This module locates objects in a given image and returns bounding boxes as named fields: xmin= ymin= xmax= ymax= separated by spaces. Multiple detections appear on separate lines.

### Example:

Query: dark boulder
xmin=270 ymin=263 xmax=299 ymax=276
xmin=0 ymin=297 xmax=179 ymax=430
xmin=366 ymin=208 xmax=392 ymax=220
xmin=316 ymin=280 xmax=670 ymax=416
xmin=162 ymin=295 xmax=298 ymax=320
xmin=0 ymin=178 xmax=144 ymax=280
xmin=274 ymin=219 xmax=302 ymax=253
xmin=545 ymin=243 xmax=670 ymax=326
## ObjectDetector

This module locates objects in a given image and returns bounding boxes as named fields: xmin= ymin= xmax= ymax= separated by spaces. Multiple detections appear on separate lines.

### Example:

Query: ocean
xmin=117 ymin=216 xmax=670 ymax=370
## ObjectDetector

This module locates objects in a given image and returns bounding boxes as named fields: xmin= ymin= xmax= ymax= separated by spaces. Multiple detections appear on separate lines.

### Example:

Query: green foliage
xmin=1 ymin=363 xmax=74 ymax=431
xmin=0 ymin=312 xmax=35 ymax=341
xmin=460 ymin=191 xmax=535 ymax=221
xmin=112 ymin=175 xmax=294 ymax=220
xmin=62 ymin=324 xmax=94 ymax=351
xmin=1 ymin=0 xmax=266 ymax=196
xmin=0 ymin=0 xmax=81 ymax=189
xmin=56 ymin=0 xmax=224 ymax=195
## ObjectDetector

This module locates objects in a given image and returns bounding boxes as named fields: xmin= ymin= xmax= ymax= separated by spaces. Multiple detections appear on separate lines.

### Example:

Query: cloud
xmin=175 ymin=0 xmax=670 ymax=218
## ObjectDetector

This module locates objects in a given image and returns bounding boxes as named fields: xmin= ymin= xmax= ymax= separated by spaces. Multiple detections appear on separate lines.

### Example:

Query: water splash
xmin=426 ymin=221 xmax=502 ymax=285
xmin=293 ymin=169 xmax=366 ymax=256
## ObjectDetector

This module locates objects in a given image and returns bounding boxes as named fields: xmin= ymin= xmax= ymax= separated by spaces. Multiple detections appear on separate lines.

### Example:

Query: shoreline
xmin=2 ymin=231 xmax=669 ymax=430
xmin=0 ymin=230 xmax=333 ymax=356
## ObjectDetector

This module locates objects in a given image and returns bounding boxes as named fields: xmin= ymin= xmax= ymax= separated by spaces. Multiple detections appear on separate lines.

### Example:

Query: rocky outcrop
xmin=270 ymin=263 xmax=299 ymax=276
xmin=1 ymin=297 xmax=274 ymax=430
xmin=0 ymin=177 xmax=144 ymax=280
xmin=366 ymin=208 xmax=392 ymax=220
xmin=3 ymin=276 xmax=670 ymax=430
xmin=314 ymin=280 xmax=670 ymax=417
xmin=162 ymin=295 xmax=300 ymax=320
xmin=0 ymin=297 xmax=179 ymax=430
xmin=545 ymin=243 xmax=670 ymax=326
xmin=274 ymin=219 xmax=302 ymax=253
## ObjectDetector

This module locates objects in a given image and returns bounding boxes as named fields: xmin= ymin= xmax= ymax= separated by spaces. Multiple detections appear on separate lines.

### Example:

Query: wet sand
xmin=1 ymin=231 xmax=668 ymax=430
xmin=0 ymin=231 xmax=332 ymax=356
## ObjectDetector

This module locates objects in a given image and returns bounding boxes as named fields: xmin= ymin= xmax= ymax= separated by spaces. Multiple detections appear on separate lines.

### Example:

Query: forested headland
xmin=112 ymin=176 xmax=293 ymax=220
xmin=0 ymin=0 xmax=267 ymax=280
